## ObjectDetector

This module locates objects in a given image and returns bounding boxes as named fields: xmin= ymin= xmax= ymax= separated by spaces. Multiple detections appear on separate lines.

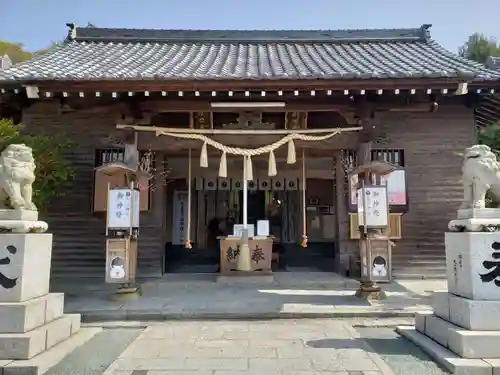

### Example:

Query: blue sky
xmin=1 ymin=0 xmax=499 ymax=52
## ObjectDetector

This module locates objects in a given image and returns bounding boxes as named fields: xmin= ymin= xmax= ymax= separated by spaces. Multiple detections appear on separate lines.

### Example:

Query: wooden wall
xmin=20 ymin=101 xmax=474 ymax=279
xmin=22 ymin=102 xmax=165 ymax=279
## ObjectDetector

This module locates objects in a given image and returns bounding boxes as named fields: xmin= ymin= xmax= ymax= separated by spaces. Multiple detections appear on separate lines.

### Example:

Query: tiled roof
xmin=1 ymin=23 xmax=500 ymax=82
xmin=486 ymin=56 xmax=500 ymax=70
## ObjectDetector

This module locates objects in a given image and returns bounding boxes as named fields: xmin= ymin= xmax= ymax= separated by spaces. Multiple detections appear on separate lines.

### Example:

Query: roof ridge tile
xmin=65 ymin=23 xmax=431 ymax=43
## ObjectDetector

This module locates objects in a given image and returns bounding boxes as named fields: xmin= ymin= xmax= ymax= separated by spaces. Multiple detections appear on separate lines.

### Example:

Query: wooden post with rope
xmin=300 ymin=149 xmax=308 ymax=248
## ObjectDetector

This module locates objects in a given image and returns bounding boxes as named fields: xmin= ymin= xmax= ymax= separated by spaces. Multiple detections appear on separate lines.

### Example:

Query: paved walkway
xmin=52 ymin=273 xmax=446 ymax=322
xmin=3 ymin=319 xmax=448 ymax=374
xmin=103 ymin=320 xmax=398 ymax=374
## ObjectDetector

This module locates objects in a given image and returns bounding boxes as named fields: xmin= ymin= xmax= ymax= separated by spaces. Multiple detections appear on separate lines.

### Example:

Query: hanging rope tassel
xmin=218 ymin=151 xmax=227 ymax=178
xmin=268 ymin=150 xmax=277 ymax=176
xmin=246 ymin=155 xmax=253 ymax=181
xmin=300 ymin=149 xmax=308 ymax=248
xmin=185 ymin=148 xmax=193 ymax=249
xmin=200 ymin=141 xmax=208 ymax=168
xmin=287 ymin=139 xmax=296 ymax=164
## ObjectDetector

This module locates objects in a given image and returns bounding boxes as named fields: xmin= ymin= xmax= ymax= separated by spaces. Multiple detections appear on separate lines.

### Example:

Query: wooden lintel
xmin=139 ymin=100 xmax=353 ymax=113
xmin=28 ymin=77 xmax=489 ymax=92
xmin=137 ymin=132 xmax=359 ymax=152
xmin=117 ymin=124 xmax=363 ymax=135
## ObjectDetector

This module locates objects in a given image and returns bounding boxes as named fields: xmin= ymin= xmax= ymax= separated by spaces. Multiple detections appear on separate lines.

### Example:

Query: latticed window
xmin=94 ymin=148 xmax=157 ymax=168
xmin=371 ymin=149 xmax=405 ymax=167
xmin=94 ymin=148 xmax=125 ymax=167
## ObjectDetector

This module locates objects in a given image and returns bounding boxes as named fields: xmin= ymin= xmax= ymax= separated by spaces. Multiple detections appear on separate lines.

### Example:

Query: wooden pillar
xmin=334 ymin=151 xmax=350 ymax=274
xmin=154 ymin=151 xmax=168 ymax=274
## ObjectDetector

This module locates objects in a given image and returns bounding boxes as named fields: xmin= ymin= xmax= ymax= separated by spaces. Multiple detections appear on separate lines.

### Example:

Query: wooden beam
xmin=139 ymin=100 xmax=353 ymax=112
xmin=137 ymin=132 xmax=359 ymax=151
xmin=117 ymin=124 xmax=363 ymax=135
xmin=29 ymin=77 xmax=496 ymax=92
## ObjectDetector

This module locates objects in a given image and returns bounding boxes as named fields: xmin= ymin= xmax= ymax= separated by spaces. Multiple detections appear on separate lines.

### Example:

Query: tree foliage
xmin=0 ymin=119 xmax=75 ymax=212
xmin=459 ymin=33 xmax=500 ymax=63
xmin=0 ymin=41 xmax=32 ymax=63
xmin=478 ymin=122 xmax=500 ymax=152
xmin=1 ymin=22 xmax=96 ymax=63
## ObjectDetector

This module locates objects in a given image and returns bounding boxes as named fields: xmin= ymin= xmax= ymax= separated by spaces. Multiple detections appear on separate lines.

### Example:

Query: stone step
xmin=0 ymin=314 xmax=81 ymax=360
xmin=392 ymin=269 xmax=446 ymax=279
xmin=397 ymin=326 xmax=495 ymax=374
xmin=0 ymin=293 xmax=64 ymax=334
xmin=2 ymin=327 xmax=102 ymax=375
xmin=393 ymin=262 xmax=446 ymax=268
xmin=415 ymin=312 xmax=500 ymax=359
xmin=433 ymin=292 xmax=500 ymax=331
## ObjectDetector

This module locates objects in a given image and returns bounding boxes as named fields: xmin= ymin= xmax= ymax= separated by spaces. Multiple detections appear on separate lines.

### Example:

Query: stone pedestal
xmin=0 ymin=233 xmax=81 ymax=360
xmin=398 ymin=210 xmax=500 ymax=374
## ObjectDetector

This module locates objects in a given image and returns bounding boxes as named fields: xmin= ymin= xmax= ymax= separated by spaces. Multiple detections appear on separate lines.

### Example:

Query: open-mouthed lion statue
xmin=0 ymin=144 xmax=37 ymax=211
xmin=460 ymin=144 xmax=500 ymax=209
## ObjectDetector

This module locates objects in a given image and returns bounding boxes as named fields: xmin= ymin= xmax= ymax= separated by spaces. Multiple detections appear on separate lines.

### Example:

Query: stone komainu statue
xmin=460 ymin=144 xmax=500 ymax=209
xmin=0 ymin=144 xmax=37 ymax=211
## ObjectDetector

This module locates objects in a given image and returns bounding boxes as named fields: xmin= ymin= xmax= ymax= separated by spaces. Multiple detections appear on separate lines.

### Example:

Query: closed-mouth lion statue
xmin=0 ymin=144 xmax=37 ymax=211
xmin=461 ymin=144 xmax=500 ymax=209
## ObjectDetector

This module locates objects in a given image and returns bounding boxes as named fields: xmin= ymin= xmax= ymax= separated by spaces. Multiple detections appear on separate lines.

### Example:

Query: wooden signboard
xmin=349 ymin=213 xmax=402 ymax=240
xmin=219 ymin=237 xmax=273 ymax=275
xmin=105 ymin=238 xmax=138 ymax=284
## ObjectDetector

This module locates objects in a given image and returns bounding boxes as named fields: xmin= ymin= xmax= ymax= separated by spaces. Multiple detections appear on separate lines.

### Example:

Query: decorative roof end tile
xmin=421 ymin=24 xmax=432 ymax=41
xmin=66 ymin=23 xmax=77 ymax=41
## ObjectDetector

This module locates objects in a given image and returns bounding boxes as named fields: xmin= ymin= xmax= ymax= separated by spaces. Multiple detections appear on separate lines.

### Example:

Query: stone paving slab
xmin=52 ymin=274 xmax=440 ymax=322
xmin=102 ymin=320 xmax=392 ymax=375
xmin=0 ymin=318 xmax=459 ymax=374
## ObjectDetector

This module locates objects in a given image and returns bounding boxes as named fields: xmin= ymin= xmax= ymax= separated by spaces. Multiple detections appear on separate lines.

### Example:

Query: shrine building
xmin=1 ymin=23 xmax=499 ymax=280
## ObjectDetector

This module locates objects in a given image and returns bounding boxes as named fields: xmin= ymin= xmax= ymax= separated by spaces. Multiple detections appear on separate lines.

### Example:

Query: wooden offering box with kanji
xmin=219 ymin=236 xmax=273 ymax=275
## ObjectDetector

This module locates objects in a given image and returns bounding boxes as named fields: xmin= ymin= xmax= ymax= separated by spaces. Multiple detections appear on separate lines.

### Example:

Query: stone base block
xmin=457 ymin=208 xmax=500 ymax=220
xmin=0 ymin=314 xmax=80 ymax=360
xmin=415 ymin=312 xmax=500 ymax=359
xmin=0 ymin=210 xmax=38 ymax=221
xmin=0 ymin=234 xmax=53 ymax=303
xmin=397 ymin=326 xmax=496 ymax=375
xmin=415 ymin=312 xmax=457 ymax=348
xmin=1 ymin=327 xmax=102 ymax=375
xmin=445 ymin=232 xmax=500 ymax=301
xmin=432 ymin=291 xmax=450 ymax=320
xmin=449 ymin=329 xmax=500 ymax=359
xmin=0 ymin=293 xmax=64 ymax=333
xmin=0 ymin=220 xmax=48 ymax=234
xmin=448 ymin=217 xmax=500 ymax=232
xmin=449 ymin=294 xmax=500 ymax=330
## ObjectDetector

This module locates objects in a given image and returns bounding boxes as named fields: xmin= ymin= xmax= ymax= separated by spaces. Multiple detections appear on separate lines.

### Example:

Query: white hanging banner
xmin=172 ymin=190 xmax=189 ymax=245
xmin=357 ymin=188 xmax=365 ymax=226
xmin=107 ymin=188 xmax=140 ymax=229
xmin=362 ymin=186 xmax=389 ymax=227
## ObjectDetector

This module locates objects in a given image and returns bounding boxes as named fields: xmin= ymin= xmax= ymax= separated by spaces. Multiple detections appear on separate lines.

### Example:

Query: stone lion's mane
xmin=0 ymin=145 xmax=36 ymax=177
xmin=464 ymin=145 xmax=500 ymax=176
